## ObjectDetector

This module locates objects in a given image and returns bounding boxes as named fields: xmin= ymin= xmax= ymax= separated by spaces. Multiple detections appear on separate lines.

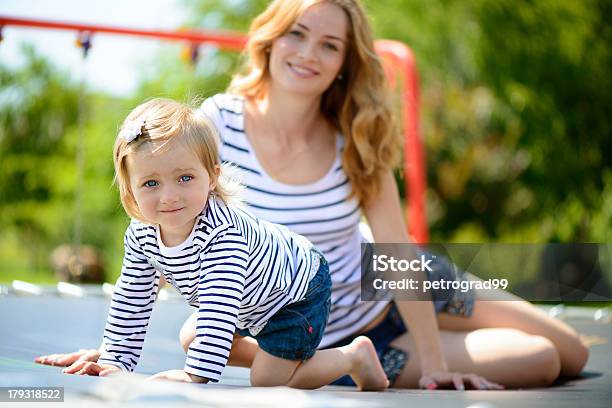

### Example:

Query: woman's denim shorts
xmin=236 ymin=248 xmax=331 ymax=361
xmin=328 ymin=249 xmax=475 ymax=386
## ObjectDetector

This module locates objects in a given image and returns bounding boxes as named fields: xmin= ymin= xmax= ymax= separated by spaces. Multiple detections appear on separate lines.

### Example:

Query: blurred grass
xmin=0 ymin=269 xmax=57 ymax=284
xmin=0 ymin=230 xmax=56 ymax=283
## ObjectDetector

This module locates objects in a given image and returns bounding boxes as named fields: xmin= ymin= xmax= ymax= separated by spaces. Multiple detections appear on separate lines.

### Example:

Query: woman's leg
xmin=437 ymin=300 xmax=588 ymax=377
xmin=391 ymin=328 xmax=561 ymax=389
xmin=437 ymin=274 xmax=588 ymax=377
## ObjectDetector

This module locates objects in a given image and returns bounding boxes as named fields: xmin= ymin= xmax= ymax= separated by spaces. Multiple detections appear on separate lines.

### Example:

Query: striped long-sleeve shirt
xmin=98 ymin=196 xmax=316 ymax=382
xmin=199 ymin=94 xmax=391 ymax=348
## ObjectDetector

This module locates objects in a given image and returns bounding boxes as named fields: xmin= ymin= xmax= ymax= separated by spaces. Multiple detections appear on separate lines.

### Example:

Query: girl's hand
xmin=35 ymin=349 xmax=101 ymax=367
xmin=148 ymin=370 xmax=207 ymax=383
xmin=62 ymin=360 xmax=120 ymax=377
xmin=419 ymin=372 xmax=504 ymax=390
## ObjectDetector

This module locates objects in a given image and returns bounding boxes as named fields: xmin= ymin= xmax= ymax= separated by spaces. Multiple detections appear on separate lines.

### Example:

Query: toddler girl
xmin=64 ymin=98 xmax=388 ymax=390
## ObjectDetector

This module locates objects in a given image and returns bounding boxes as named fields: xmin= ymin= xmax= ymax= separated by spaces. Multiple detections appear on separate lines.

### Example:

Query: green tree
xmin=356 ymin=0 xmax=609 ymax=242
xmin=0 ymin=45 xmax=80 ymax=272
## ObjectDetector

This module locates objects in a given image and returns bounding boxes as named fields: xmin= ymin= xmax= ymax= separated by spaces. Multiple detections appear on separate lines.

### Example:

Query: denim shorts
xmin=328 ymin=250 xmax=475 ymax=386
xmin=236 ymin=248 xmax=331 ymax=361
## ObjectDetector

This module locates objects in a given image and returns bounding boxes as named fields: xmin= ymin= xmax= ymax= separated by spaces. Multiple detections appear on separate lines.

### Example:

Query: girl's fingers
xmin=54 ymin=353 xmax=80 ymax=366
xmin=77 ymin=349 xmax=101 ymax=362
xmin=35 ymin=354 xmax=58 ymax=365
xmin=99 ymin=367 xmax=119 ymax=377
xmin=75 ymin=367 xmax=93 ymax=376
xmin=73 ymin=365 xmax=88 ymax=375
xmin=48 ymin=355 xmax=60 ymax=366
xmin=75 ymin=362 xmax=101 ymax=376
xmin=35 ymin=349 xmax=100 ymax=367
xmin=63 ymin=360 xmax=118 ymax=377
xmin=63 ymin=360 xmax=87 ymax=374
xmin=85 ymin=351 xmax=102 ymax=362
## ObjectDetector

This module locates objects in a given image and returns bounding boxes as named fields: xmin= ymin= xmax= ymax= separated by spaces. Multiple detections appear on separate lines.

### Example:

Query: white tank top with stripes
xmin=200 ymin=93 xmax=390 ymax=347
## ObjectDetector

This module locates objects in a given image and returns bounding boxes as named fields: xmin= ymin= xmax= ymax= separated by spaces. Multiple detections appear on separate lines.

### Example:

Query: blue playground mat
xmin=1 ymin=283 xmax=610 ymax=407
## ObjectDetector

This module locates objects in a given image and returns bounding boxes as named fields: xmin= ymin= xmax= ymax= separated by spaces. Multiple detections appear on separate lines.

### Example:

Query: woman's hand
xmin=62 ymin=360 xmax=120 ymax=377
xmin=34 ymin=349 xmax=101 ymax=367
xmin=419 ymin=371 xmax=504 ymax=390
xmin=148 ymin=370 xmax=208 ymax=383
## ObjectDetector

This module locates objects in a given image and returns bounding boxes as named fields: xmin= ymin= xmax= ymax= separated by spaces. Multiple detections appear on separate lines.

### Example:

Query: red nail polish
xmin=308 ymin=326 xmax=313 ymax=334
xmin=427 ymin=383 xmax=437 ymax=390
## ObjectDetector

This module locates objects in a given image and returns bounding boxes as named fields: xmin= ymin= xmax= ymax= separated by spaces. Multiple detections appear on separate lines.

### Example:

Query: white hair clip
xmin=119 ymin=119 xmax=146 ymax=143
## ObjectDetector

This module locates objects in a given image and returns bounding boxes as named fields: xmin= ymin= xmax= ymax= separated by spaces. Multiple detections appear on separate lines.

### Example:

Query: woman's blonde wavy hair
xmin=228 ymin=0 xmax=401 ymax=206
xmin=113 ymin=98 xmax=240 ymax=223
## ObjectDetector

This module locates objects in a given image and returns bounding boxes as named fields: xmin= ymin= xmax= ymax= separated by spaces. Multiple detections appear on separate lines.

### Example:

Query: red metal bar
xmin=0 ymin=15 xmax=428 ymax=242
xmin=0 ymin=16 xmax=246 ymax=50
xmin=375 ymin=40 xmax=428 ymax=243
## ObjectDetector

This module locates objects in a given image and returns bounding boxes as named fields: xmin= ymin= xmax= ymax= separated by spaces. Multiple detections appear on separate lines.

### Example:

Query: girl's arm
xmin=97 ymin=224 xmax=160 ymax=372
xmin=148 ymin=370 xmax=209 ymax=383
xmin=363 ymin=171 xmax=450 ymax=384
xmin=183 ymin=230 xmax=248 ymax=383
xmin=35 ymin=274 xmax=168 ymax=368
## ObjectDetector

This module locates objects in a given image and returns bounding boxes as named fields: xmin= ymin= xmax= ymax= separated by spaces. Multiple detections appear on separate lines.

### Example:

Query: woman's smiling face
xmin=268 ymin=2 xmax=349 ymax=97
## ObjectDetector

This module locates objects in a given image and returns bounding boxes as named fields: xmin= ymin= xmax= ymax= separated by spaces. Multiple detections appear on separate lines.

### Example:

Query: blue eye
xmin=143 ymin=180 xmax=158 ymax=188
xmin=179 ymin=175 xmax=193 ymax=183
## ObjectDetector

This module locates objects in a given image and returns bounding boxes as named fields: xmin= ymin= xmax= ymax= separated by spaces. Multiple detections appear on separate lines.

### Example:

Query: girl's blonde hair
xmin=229 ymin=0 xmax=401 ymax=206
xmin=113 ymin=98 xmax=239 ymax=223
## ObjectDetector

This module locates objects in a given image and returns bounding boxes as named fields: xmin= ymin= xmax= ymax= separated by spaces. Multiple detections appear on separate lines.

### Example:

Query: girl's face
xmin=127 ymin=141 xmax=214 ymax=245
xmin=268 ymin=2 xmax=348 ymax=97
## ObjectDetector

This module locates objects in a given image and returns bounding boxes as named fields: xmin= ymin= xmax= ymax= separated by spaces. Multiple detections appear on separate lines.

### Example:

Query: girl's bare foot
xmin=344 ymin=336 xmax=389 ymax=391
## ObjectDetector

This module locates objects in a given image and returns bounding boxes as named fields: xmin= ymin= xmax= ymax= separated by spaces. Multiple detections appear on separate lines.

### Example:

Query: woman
xmin=37 ymin=0 xmax=588 ymax=389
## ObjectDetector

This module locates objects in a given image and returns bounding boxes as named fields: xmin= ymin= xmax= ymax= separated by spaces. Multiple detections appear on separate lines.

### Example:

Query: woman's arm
xmin=364 ymin=172 xmax=503 ymax=390
xmin=363 ymin=171 xmax=449 ymax=380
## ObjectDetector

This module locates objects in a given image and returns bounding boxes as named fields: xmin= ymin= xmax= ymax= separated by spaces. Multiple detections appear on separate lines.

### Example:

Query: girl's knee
xmin=179 ymin=313 xmax=197 ymax=353
xmin=250 ymin=355 xmax=300 ymax=387
xmin=250 ymin=366 xmax=285 ymax=387
xmin=250 ymin=368 xmax=268 ymax=387
xmin=179 ymin=326 xmax=191 ymax=354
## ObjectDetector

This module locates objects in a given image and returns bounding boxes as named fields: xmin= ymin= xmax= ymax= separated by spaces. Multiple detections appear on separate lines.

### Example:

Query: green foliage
xmin=369 ymin=0 xmax=612 ymax=242
xmin=0 ymin=45 xmax=80 ymax=272
xmin=183 ymin=0 xmax=269 ymax=31
xmin=0 ymin=47 xmax=132 ymax=282
xmin=468 ymin=0 xmax=612 ymax=242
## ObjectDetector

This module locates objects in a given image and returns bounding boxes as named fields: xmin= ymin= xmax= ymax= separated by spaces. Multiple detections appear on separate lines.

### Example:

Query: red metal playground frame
xmin=0 ymin=15 xmax=429 ymax=243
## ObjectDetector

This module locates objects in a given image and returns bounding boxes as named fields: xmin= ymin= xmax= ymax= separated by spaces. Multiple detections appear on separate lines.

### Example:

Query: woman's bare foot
xmin=35 ymin=349 xmax=101 ymax=367
xmin=344 ymin=336 xmax=389 ymax=391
